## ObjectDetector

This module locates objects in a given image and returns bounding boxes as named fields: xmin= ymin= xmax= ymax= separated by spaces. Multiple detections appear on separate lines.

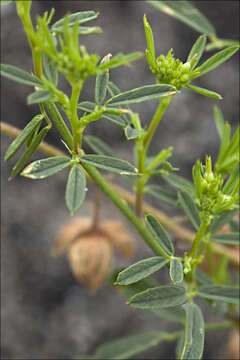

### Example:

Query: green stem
xmin=70 ymin=81 xmax=83 ymax=152
xmin=143 ymin=95 xmax=172 ymax=151
xmin=82 ymin=163 xmax=170 ymax=259
xmin=205 ymin=321 xmax=237 ymax=331
xmin=189 ymin=221 xmax=209 ymax=259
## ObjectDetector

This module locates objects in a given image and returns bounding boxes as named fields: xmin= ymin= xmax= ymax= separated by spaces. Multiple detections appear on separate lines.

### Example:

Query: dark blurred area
xmin=1 ymin=1 xmax=239 ymax=359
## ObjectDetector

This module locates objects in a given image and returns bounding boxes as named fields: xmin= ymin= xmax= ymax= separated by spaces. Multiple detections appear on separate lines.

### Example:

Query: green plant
xmin=1 ymin=1 xmax=239 ymax=359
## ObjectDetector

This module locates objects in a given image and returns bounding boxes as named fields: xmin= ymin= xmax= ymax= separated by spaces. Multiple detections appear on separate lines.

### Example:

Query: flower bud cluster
xmin=151 ymin=49 xmax=199 ymax=90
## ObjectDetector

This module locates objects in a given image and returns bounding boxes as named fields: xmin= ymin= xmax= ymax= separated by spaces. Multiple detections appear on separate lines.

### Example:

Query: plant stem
xmin=1 ymin=122 xmax=239 ymax=267
xmin=205 ymin=321 xmax=237 ymax=331
xmin=70 ymin=82 xmax=83 ymax=152
xmin=189 ymin=221 xmax=209 ymax=259
xmin=82 ymin=162 xmax=170 ymax=259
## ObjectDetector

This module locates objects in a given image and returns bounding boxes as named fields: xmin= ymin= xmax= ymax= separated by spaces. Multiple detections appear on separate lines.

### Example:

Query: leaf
xmin=106 ymin=82 xmax=132 ymax=124
xmin=65 ymin=165 xmax=86 ymax=215
xmin=80 ymin=155 xmax=138 ymax=175
xmin=187 ymin=84 xmax=222 ymax=100
xmin=27 ymin=89 xmax=53 ymax=104
xmin=98 ymin=52 xmax=143 ymax=70
xmin=176 ymin=332 xmax=185 ymax=360
xmin=180 ymin=303 xmax=204 ymax=360
xmin=116 ymin=257 xmax=167 ymax=285
xmin=195 ymin=269 xmax=213 ymax=286
xmin=114 ymin=273 xmax=159 ymax=299
xmin=152 ymin=306 xmax=185 ymax=324
xmin=0 ymin=64 xmax=43 ymax=87
xmin=106 ymin=84 xmax=176 ymax=106
xmin=146 ymin=147 xmax=173 ymax=172
xmin=197 ymin=285 xmax=239 ymax=304
xmin=21 ymin=156 xmax=71 ymax=179
xmin=187 ymin=34 xmax=207 ymax=69
xmin=169 ymin=259 xmax=183 ymax=284
xmin=223 ymin=164 xmax=239 ymax=194
xmin=178 ymin=191 xmax=200 ymax=231
xmin=145 ymin=184 xmax=177 ymax=206
xmin=162 ymin=173 xmax=195 ymax=195
xmin=9 ymin=126 xmax=49 ymax=179
xmin=124 ymin=125 xmax=139 ymax=140
xmin=84 ymin=135 xmax=114 ymax=157
xmin=51 ymin=11 xmax=99 ymax=31
xmin=196 ymin=46 xmax=240 ymax=77
xmin=128 ymin=285 xmax=187 ymax=309
xmin=72 ymin=26 xmax=102 ymax=35
xmin=1 ymin=1 xmax=13 ymax=4
xmin=102 ymin=112 xmax=126 ymax=127
xmin=145 ymin=214 xmax=174 ymax=256
xmin=95 ymin=70 xmax=109 ymax=105
xmin=4 ymin=115 xmax=43 ymax=161
xmin=210 ymin=209 xmax=238 ymax=233
xmin=210 ymin=233 xmax=239 ymax=246
xmin=95 ymin=331 xmax=165 ymax=360
xmin=77 ymin=101 xmax=96 ymax=112
xmin=213 ymin=105 xmax=225 ymax=139
xmin=146 ymin=0 xmax=216 ymax=37
xmin=44 ymin=102 xmax=73 ymax=150
xmin=42 ymin=53 xmax=58 ymax=87
xmin=143 ymin=15 xmax=155 ymax=58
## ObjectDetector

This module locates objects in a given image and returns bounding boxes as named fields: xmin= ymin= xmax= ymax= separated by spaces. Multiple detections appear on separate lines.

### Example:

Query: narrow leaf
xmin=10 ymin=126 xmax=49 ymax=179
xmin=210 ymin=209 xmax=238 ymax=233
xmin=106 ymin=84 xmax=175 ymax=106
xmin=77 ymin=101 xmax=96 ymax=112
xmin=210 ymin=233 xmax=239 ymax=246
xmin=145 ymin=184 xmax=177 ymax=206
xmin=27 ymin=89 xmax=53 ymax=104
xmin=116 ymin=257 xmax=167 ymax=285
xmin=4 ymin=115 xmax=43 ymax=161
xmin=95 ymin=331 xmax=165 ymax=360
xmin=95 ymin=70 xmax=109 ymax=105
xmin=98 ymin=52 xmax=143 ymax=71
xmin=146 ymin=0 xmax=216 ymax=36
xmin=80 ymin=155 xmax=138 ymax=175
xmin=42 ymin=53 xmax=58 ymax=86
xmin=84 ymin=135 xmax=114 ymax=156
xmin=143 ymin=15 xmax=155 ymax=58
xmin=0 ymin=64 xmax=43 ymax=87
xmin=65 ymin=165 xmax=86 ymax=215
xmin=187 ymin=34 xmax=207 ymax=69
xmin=213 ymin=105 xmax=225 ymax=139
xmin=180 ymin=303 xmax=204 ymax=360
xmin=195 ymin=269 xmax=213 ymax=285
xmin=52 ymin=11 xmax=99 ymax=31
xmin=196 ymin=46 xmax=239 ymax=77
xmin=178 ymin=191 xmax=200 ymax=231
xmin=145 ymin=214 xmax=174 ymax=256
xmin=169 ymin=259 xmax=184 ymax=284
xmin=44 ymin=102 xmax=73 ymax=150
xmin=152 ymin=306 xmax=185 ymax=324
xmin=128 ymin=285 xmax=187 ymax=309
xmin=21 ymin=156 xmax=71 ymax=179
xmin=187 ymin=84 xmax=222 ymax=100
xmin=162 ymin=173 xmax=195 ymax=195
xmin=197 ymin=285 xmax=239 ymax=304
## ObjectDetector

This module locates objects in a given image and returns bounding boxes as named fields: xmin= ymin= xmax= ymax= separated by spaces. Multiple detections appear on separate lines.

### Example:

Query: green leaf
xmin=196 ymin=46 xmax=240 ymax=77
xmin=106 ymin=84 xmax=176 ymax=106
xmin=84 ymin=135 xmax=114 ymax=157
xmin=169 ymin=259 xmax=183 ymax=284
xmin=114 ymin=273 xmax=159 ymax=298
xmin=95 ymin=331 xmax=165 ymax=360
xmin=187 ymin=34 xmax=207 ymax=69
xmin=210 ymin=233 xmax=239 ymax=246
xmin=223 ymin=164 xmax=239 ymax=194
xmin=162 ymin=173 xmax=195 ymax=195
xmin=180 ymin=303 xmax=204 ymax=360
xmin=102 ymin=111 xmax=127 ymax=127
xmin=210 ymin=209 xmax=238 ymax=233
xmin=42 ymin=53 xmax=58 ymax=87
xmin=80 ymin=155 xmax=138 ymax=175
xmin=145 ymin=184 xmax=177 ymax=206
xmin=51 ymin=11 xmax=99 ymax=31
xmin=197 ymin=285 xmax=239 ymax=304
xmin=27 ymin=89 xmax=53 ymax=104
xmin=106 ymin=82 xmax=132 ymax=124
xmin=178 ymin=191 xmax=200 ymax=231
xmin=146 ymin=0 xmax=216 ymax=37
xmin=65 ymin=165 xmax=86 ymax=215
xmin=145 ymin=214 xmax=174 ymax=256
xmin=73 ymin=26 xmax=102 ymax=35
xmin=1 ymin=1 xmax=13 ymax=4
xmin=146 ymin=147 xmax=173 ymax=172
xmin=4 ymin=115 xmax=43 ymax=161
xmin=0 ymin=64 xmax=43 ymax=87
xmin=95 ymin=70 xmax=109 ymax=105
xmin=21 ymin=156 xmax=71 ymax=179
xmin=143 ymin=15 xmax=155 ymax=58
xmin=128 ymin=285 xmax=187 ymax=309
xmin=98 ymin=52 xmax=143 ymax=71
xmin=44 ymin=102 xmax=73 ymax=150
xmin=116 ymin=257 xmax=167 ymax=285
xmin=176 ymin=332 xmax=185 ymax=360
xmin=187 ymin=84 xmax=222 ymax=100
xmin=152 ymin=306 xmax=185 ymax=324
xmin=124 ymin=125 xmax=139 ymax=140
xmin=9 ymin=126 xmax=49 ymax=180
xmin=213 ymin=105 xmax=225 ymax=139
xmin=77 ymin=101 xmax=96 ymax=112
xmin=195 ymin=269 xmax=213 ymax=286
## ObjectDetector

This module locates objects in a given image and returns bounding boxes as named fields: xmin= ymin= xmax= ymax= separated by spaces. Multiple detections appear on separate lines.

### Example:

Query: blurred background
xmin=1 ymin=1 xmax=239 ymax=359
